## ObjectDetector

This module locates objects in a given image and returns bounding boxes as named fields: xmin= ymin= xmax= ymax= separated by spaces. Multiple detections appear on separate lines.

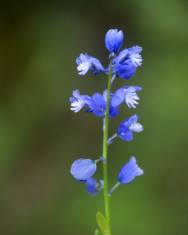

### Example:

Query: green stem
xmin=102 ymin=64 xmax=112 ymax=235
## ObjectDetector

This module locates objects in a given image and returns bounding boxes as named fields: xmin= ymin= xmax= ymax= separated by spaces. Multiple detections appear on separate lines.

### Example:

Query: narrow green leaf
xmin=96 ymin=211 xmax=110 ymax=235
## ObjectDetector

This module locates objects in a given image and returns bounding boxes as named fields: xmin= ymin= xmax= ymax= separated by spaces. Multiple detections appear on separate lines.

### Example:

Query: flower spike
xmin=70 ymin=28 xmax=145 ymax=235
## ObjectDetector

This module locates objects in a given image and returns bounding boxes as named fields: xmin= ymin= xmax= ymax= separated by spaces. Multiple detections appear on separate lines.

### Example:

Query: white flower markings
xmin=76 ymin=53 xmax=104 ymax=76
xmin=128 ymin=46 xmax=143 ymax=67
xmin=77 ymin=61 xmax=91 ymax=75
xmin=112 ymin=86 xmax=142 ymax=109
xmin=69 ymin=90 xmax=88 ymax=113
xmin=124 ymin=86 xmax=142 ymax=108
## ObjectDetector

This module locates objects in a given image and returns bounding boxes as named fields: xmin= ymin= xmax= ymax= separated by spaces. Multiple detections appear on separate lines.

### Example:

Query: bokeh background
xmin=0 ymin=1 xmax=188 ymax=235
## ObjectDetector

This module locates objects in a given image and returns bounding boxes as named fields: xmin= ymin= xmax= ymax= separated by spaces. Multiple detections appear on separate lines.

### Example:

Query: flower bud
xmin=70 ymin=158 xmax=97 ymax=181
xmin=118 ymin=157 xmax=143 ymax=184
xmin=105 ymin=29 xmax=124 ymax=53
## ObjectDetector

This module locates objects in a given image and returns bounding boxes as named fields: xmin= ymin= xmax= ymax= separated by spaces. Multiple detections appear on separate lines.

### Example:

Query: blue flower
xmin=76 ymin=53 xmax=104 ymax=75
xmin=70 ymin=90 xmax=119 ymax=118
xmin=70 ymin=158 xmax=97 ymax=181
xmin=112 ymin=86 xmax=142 ymax=108
xmin=84 ymin=91 xmax=119 ymax=118
xmin=86 ymin=93 xmax=106 ymax=117
xmin=85 ymin=178 xmax=104 ymax=195
xmin=105 ymin=29 xmax=124 ymax=53
xmin=112 ymin=46 xmax=142 ymax=79
xmin=117 ymin=114 xmax=143 ymax=141
xmin=109 ymin=156 xmax=143 ymax=195
xmin=118 ymin=156 xmax=143 ymax=184
xmin=70 ymin=90 xmax=91 ymax=113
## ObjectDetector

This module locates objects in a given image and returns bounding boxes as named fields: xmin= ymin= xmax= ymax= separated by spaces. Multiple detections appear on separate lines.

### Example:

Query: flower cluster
xmin=70 ymin=28 xmax=144 ymax=195
xmin=70 ymin=85 xmax=141 ymax=118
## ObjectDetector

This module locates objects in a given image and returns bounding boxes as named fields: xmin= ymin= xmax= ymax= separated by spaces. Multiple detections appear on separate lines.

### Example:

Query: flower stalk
xmin=102 ymin=63 xmax=113 ymax=234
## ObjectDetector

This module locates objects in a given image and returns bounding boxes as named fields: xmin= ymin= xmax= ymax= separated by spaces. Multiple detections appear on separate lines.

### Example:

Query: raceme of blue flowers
xmin=70 ymin=28 xmax=144 ymax=195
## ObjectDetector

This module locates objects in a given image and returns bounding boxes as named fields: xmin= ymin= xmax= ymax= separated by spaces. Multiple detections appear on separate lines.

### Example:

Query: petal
xmin=111 ymin=88 xmax=125 ymax=107
xmin=118 ymin=115 xmax=138 ymax=129
xmin=72 ymin=89 xmax=81 ymax=98
xmin=128 ymin=46 xmax=143 ymax=67
xmin=90 ymin=93 xmax=106 ymax=117
xmin=70 ymin=159 xmax=97 ymax=181
xmin=114 ymin=48 xmax=129 ymax=63
xmin=77 ymin=62 xmax=91 ymax=75
xmin=90 ymin=57 xmax=105 ymax=74
xmin=85 ymin=178 xmax=104 ymax=195
xmin=128 ymin=46 xmax=142 ymax=54
xmin=85 ymin=178 xmax=98 ymax=195
xmin=70 ymin=101 xmax=84 ymax=112
xmin=128 ymin=114 xmax=139 ymax=125
xmin=114 ymin=61 xmax=137 ymax=79
xmin=70 ymin=90 xmax=88 ymax=113
xmin=109 ymin=106 xmax=119 ymax=118
xmin=129 ymin=122 xmax=143 ymax=132
xmin=119 ymin=130 xmax=134 ymax=142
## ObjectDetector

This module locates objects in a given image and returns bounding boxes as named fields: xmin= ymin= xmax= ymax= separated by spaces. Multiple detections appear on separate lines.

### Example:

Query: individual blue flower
xmin=109 ymin=157 xmax=143 ymax=195
xmin=105 ymin=29 xmax=124 ymax=53
xmin=85 ymin=178 xmax=104 ymax=195
xmin=76 ymin=53 xmax=104 ymax=75
xmin=112 ymin=45 xmax=142 ymax=79
xmin=70 ymin=158 xmax=97 ymax=181
xmin=70 ymin=90 xmax=90 ymax=113
xmin=86 ymin=91 xmax=119 ymax=118
xmin=117 ymin=114 xmax=143 ymax=141
xmin=118 ymin=156 xmax=143 ymax=184
xmin=112 ymin=86 xmax=142 ymax=108
xmin=70 ymin=90 xmax=119 ymax=118
xmin=87 ymin=93 xmax=106 ymax=117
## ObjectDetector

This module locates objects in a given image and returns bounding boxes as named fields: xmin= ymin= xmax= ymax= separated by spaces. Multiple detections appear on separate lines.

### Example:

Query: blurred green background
xmin=0 ymin=1 xmax=188 ymax=235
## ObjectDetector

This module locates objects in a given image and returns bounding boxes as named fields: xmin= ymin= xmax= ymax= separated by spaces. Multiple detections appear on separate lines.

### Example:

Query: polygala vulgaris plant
xmin=70 ymin=28 xmax=144 ymax=235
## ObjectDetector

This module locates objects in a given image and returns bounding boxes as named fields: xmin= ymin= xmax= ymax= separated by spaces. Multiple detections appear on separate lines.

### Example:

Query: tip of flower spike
xmin=105 ymin=29 xmax=124 ymax=53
